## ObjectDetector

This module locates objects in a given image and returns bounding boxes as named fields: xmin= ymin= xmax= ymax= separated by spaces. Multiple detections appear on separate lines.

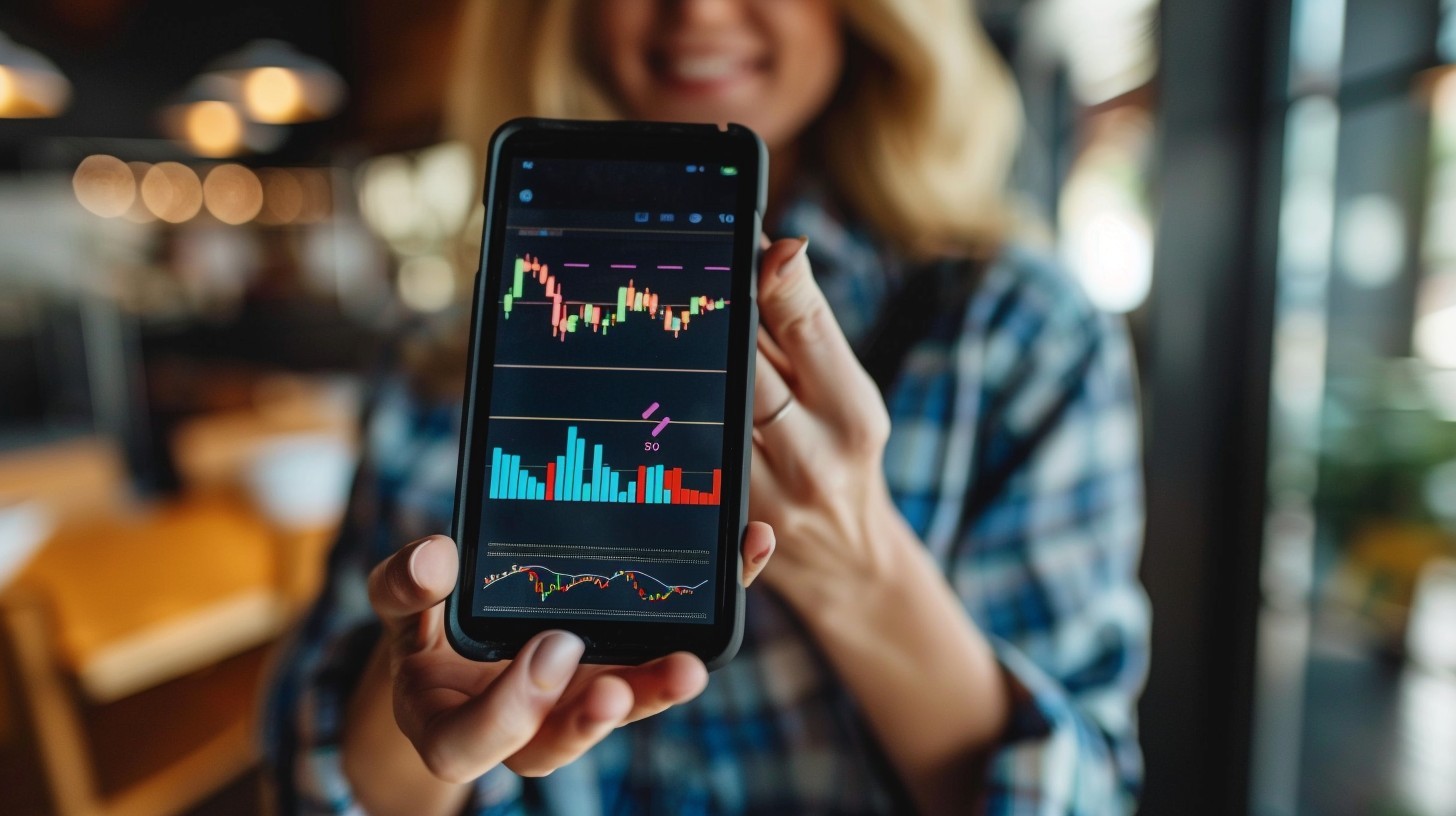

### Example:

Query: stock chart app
xmin=471 ymin=158 xmax=742 ymax=626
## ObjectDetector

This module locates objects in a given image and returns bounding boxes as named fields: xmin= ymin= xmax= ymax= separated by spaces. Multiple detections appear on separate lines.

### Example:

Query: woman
xmin=265 ymin=1 xmax=1150 ymax=813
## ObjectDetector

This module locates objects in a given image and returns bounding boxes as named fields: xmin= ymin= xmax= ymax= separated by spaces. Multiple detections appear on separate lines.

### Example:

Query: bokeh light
xmin=0 ymin=33 xmax=72 ymax=117
xmin=358 ymin=155 xmax=418 ymax=242
xmin=1337 ymin=194 xmax=1406 ymax=289
xmin=1057 ymin=109 xmax=1155 ymax=314
xmin=0 ymin=66 xmax=14 ymax=113
xmin=256 ymin=168 xmax=304 ymax=225
xmin=396 ymin=255 xmax=456 ymax=312
xmin=243 ymin=67 xmax=304 ymax=123
xmin=184 ymin=101 xmax=245 ymax=158
xmin=294 ymin=168 xmax=333 ymax=223
xmin=72 ymin=154 xmax=136 ymax=218
xmin=1065 ymin=210 xmax=1154 ymax=313
xmin=417 ymin=141 xmax=475 ymax=235
xmin=1415 ymin=273 xmax=1456 ymax=369
xmin=140 ymin=162 xmax=204 ymax=224
xmin=203 ymin=164 xmax=265 ymax=225
xmin=1417 ymin=305 xmax=1456 ymax=369
xmin=123 ymin=162 xmax=158 ymax=223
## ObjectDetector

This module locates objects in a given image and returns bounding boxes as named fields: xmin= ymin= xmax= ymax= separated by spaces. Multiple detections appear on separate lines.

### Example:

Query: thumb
xmin=368 ymin=535 xmax=459 ymax=633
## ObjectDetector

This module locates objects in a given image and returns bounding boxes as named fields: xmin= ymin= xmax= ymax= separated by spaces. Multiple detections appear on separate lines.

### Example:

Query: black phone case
xmin=446 ymin=118 xmax=767 ymax=670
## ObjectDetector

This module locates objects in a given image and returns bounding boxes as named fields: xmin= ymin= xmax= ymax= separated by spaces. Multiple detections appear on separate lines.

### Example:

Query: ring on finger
xmin=755 ymin=397 xmax=796 ymax=429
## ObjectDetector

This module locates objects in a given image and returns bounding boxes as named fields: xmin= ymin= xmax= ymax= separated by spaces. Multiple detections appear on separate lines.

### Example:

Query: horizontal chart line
xmin=506 ymin=224 xmax=733 ymax=236
xmin=505 ymin=300 xmax=721 ymax=308
xmin=480 ymin=606 xmax=707 ymax=619
xmin=494 ymin=363 xmax=727 ymax=374
xmin=488 ymin=415 xmax=723 ymax=426
xmin=486 ymin=542 xmax=710 ymax=556
xmin=488 ymin=553 xmax=708 ymax=565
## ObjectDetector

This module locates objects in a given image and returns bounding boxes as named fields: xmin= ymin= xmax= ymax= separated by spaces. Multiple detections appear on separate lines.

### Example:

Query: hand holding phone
xmin=366 ymin=528 xmax=773 ymax=782
xmin=449 ymin=119 xmax=768 ymax=666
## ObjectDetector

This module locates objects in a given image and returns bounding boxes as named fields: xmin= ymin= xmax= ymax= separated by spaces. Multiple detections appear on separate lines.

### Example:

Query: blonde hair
xmin=445 ymin=0 xmax=1022 ymax=261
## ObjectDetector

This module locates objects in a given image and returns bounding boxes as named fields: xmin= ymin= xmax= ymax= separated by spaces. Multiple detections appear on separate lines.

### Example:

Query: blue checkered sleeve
xmin=943 ymin=257 xmax=1148 ymax=814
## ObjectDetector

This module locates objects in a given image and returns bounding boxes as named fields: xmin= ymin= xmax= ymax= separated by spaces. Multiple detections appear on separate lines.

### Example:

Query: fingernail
xmin=777 ymin=236 xmax=810 ymax=277
xmin=529 ymin=631 xmax=584 ymax=690
xmin=407 ymin=537 xmax=454 ymax=592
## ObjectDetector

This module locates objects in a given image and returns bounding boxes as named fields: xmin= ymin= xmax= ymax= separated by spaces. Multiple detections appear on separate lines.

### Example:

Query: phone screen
xmin=469 ymin=157 xmax=744 ymax=626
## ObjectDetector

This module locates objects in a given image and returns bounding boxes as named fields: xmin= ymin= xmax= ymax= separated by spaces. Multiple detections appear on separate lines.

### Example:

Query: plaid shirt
xmin=264 ymin=190 xmax=1150 ymax=815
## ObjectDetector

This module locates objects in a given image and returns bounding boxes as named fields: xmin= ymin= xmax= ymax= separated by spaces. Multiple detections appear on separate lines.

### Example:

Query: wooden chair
xmin=0 ymin=496 xmax=288 ymax=816
xmin=0 ymin=393 xmax=352 ymax=816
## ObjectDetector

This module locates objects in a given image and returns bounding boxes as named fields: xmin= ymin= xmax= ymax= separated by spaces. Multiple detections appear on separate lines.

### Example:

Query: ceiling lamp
xmin=161 ymin=75 xmax=286 ymax=158
xmin=204 ymin=39 xmax=345 ymax=124
xmin=0 ymin=30 xmax=71 ymax=118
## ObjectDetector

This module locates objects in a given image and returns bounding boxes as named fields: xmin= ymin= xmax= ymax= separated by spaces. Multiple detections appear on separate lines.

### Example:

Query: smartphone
xmin=447 ymin=118 xmax=767 ymax=668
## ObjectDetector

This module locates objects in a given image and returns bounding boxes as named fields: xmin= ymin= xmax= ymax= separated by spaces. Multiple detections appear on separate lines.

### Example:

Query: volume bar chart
xmin=489 ymin=425 xmax=722 ymax=506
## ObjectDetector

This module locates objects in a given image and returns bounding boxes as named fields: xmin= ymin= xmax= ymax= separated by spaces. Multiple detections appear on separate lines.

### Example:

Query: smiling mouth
xmin=653 ymin=53 xmax=768 ymax=86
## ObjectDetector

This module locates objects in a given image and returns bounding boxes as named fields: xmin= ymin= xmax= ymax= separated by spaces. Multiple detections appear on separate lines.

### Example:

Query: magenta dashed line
xmin=656 ymin=265 xmax=683 ymax=270
xmin=610 ymin=264 xmax=637 ymax=269
xmin=563 ymin=263 xmax=589 ymax=267
xmin=704 ymin=266 xmax=730 ymax=271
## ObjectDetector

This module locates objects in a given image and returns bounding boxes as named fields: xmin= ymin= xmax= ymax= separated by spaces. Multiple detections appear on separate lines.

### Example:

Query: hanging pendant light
xmin=0 ymin=30 xmax=71 ymax=118
xmin=161 ymin=74 xmax=287 ymax=158
xmin=203 ymin=39 xmax=345 ymax=124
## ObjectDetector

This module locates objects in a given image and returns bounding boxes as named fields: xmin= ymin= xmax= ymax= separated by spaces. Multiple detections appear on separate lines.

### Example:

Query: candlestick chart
xmin=502 ymin=253 xmax=730 ymax=341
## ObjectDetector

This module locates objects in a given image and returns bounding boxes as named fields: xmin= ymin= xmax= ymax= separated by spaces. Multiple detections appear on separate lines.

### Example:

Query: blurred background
xmin=0 ymin=0 xmax=1451 ymax=814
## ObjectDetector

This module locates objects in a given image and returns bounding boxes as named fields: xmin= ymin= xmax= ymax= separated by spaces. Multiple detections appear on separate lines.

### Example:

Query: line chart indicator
xmin=488 ymin=424 xmax=723 ymax=506
xmin=482 ymin=563 xmax=707 ymax=603
xmin=502 ymin=254 xmax=730 ymax=340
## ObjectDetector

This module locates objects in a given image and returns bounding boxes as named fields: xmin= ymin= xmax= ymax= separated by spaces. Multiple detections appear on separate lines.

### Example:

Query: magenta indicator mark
xmin=563 ymin=263 xmax=590 ymax=267
xmin=610 ymin=264 xmax=637 ymax=269
xmin=641 ymin=402 xmax=660 ymax=419
xmin=651 ymin=417 xmax=671 ymax=437
xmin=704 ymin=266 xmax=730 ymax=271
xmin=656 ymin=264 xmax=683 ymax=270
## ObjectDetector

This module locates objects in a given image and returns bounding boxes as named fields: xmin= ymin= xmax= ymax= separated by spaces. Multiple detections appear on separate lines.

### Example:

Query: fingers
xmin=610 ymin=652 xmax=710 ymax=725
xmin=501 ymin=650 xmax=709 ymax=775
xmin=756 ymin=238 xmax=867 ymax=413
xmin=752 ymin=348 xmax=796 ymax=427
xmin=757 ymin=326 xmax=792 ymax=384
xmin=368 ymin=535 xmax=458 ymax=634
xmin=739 ymin=521 xmax=775 ymax=587
xmin=413 ymin=630 xmax=585 ymax=783
xmin=502 ymin=672 xmax=634 ymax=777
xmin=752 ymin=348 xmax=821 ymax=481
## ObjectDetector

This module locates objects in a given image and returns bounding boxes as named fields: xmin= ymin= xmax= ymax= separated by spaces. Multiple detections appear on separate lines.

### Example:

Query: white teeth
xmin=672 ymin=56 xmax=740 ymax=82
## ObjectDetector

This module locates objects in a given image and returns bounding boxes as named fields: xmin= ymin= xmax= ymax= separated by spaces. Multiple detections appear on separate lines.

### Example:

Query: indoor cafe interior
xmin=1 ymin=0 xmax=1455 ymax=814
